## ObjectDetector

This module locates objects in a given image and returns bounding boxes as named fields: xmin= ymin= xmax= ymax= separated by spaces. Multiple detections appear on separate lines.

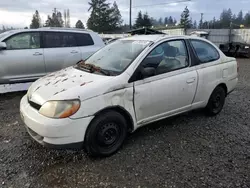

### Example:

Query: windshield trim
xmin=75 ymin=40 xmax=153 ymax=76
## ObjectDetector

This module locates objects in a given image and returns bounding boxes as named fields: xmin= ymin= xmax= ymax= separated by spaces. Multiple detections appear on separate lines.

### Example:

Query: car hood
xmin=28 ymin=66 xmax=112 ymax=105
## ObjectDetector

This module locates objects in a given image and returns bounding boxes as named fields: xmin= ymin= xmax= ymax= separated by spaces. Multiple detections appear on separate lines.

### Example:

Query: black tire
xmin=85 ymin=110 xmax=127 ymax=157
xmin=205 ymin=86 xmax=226 ymax=116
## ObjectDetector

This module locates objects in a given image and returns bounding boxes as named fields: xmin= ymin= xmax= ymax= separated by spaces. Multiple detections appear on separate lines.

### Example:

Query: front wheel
xmin=205 ymin=86 xmax=226 ymax=116
xmin=85 ymin=110 xmax=127 ymax=157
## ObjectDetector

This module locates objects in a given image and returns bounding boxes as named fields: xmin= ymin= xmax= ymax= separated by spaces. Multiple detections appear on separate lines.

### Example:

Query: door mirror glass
xmin=0 ymin=42 xmax=6 ymax=50
xmin=141 ymin=67 xmax=156 ymax=78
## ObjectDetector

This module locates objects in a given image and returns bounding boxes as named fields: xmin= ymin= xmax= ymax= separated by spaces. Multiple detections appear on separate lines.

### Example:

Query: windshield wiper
xmin=77 ymin=62 xmax=110 ymax=76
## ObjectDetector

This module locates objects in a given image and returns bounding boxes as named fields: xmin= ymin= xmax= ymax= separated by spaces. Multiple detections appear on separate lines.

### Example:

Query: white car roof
xmin=1 ymin=28 xmax=95 ymax=35
xmin=121 ymin=34 xmax=195 ymax=42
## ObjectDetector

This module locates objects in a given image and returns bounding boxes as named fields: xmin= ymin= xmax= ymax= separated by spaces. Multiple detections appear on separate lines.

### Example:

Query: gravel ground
xmin=0 ymin=59 xmax=250 ymax=188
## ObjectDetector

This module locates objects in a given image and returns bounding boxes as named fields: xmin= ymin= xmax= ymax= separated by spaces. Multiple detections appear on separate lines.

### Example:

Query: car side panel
xmin=70 ymin=85 xmax=137 ymax=129
xmin=0 ymin=48 xmax=46 ymax=84
xmin=224 ymin=59 xmax=238 ymax=93
xmin=192 ymin=59 xmax=237 ymax=109
xmin=43 ymin=47 xmax=82 ymax=73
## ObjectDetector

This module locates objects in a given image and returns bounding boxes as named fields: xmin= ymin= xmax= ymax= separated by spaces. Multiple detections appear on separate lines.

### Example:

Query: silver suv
xmin=0 ymin=28 xmax=105 ymax=85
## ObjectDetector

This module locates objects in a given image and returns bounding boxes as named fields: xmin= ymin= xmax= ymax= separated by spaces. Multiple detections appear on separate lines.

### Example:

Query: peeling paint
xmin=80 ymin=81 xmax=93 ymax=86
xmin=62 ymin=78 xmax=68 ymax=82
xmin=53 ymin=80 xmax=61 ymax=85
xmin=60 ymin=89 xmax=67 ymax=93
xmin=53 ymin=89 xmax=67 ymax=96
xmin=34 ymin=86 xmax=41 ymax=92
xmin=55 ymin=74 xmax=67 ymax=79
xmin=45 ymin=82 xmax=51 ymax=86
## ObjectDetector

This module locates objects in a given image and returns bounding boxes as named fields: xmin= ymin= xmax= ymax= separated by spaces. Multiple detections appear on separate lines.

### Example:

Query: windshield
xmin=77 ymin=40 xmax=151 ymax=75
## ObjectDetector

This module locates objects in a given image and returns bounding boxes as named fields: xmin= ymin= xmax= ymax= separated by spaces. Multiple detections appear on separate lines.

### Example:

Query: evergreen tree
xmin=237 ymin=10 xmax=244 ymax=25
xmin=164 ymin=17 xmax=168 ymax=25
xmin=30 ymin=10 xmax=41 ymax=29
xmin=87 ymin=0 xmax=122 ymax=33
xmin=202 ymin=21 xmax=209 ymax=29
xmin=168 ymin=16 xmax=174 ymax=25
xmin=150 ymin=17 xmax=158 ymax=26
xmin=110 ymin=1 xmax=123 ymax=30
xmin=220 ymin=8 xmax=232 ymax=28
xmin=134 ymin=11 xmax=144 ymax=28
xmin=44 ymin=8 xmax=64 ymax=27
xmin=193 ymin=20 xmax=197 ymax=29
xmin=158 ymin=18 xmax=163 ymax=25
xmin=134 ymin=11 xmax=152 ymax=28
xmin=244 ymin=12 xmax=250 ymax=27
xmin=143 ymin=12 xmax=152 ymax=27
xmin=173 ymin=18 xmax=177 ymax=25
xmin=180 ymin=6 xmax=191 ymax=28
xmin=190 ymin=18 xmax=193 ymax=28
xmin=75 ymin=20 xmax=85 ymax=28
xmin=232 ymin=14 xmax=237 ymax=24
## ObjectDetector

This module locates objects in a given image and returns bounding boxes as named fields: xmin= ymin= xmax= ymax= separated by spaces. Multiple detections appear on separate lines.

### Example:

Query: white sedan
xmin=20 ymin=35 xmax=238 ymax=157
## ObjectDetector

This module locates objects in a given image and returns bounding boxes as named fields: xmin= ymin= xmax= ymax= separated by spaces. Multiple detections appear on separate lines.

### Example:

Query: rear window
xmin=44 ymin=32 xmax=77 ymax=48
xmin=74 ymin=33 xmax=94 ymax=46
xmin=190 ymin=39 xmax=220 ymax=63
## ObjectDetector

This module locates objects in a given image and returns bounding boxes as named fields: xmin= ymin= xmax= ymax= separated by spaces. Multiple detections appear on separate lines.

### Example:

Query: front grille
xmin=28 ymin=100 xmax=41 ymax=110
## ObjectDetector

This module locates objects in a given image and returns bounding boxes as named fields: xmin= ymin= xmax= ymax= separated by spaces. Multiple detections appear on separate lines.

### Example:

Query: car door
xmin=0 ymin=32 xmax=45 ymax=84
xmin=132 ymin=39 xmax=198 ymax=125
xmin=189 ymin=39 xmax=224 ymax=107
xmin=43 ymin=32 xmax=82 ymax=73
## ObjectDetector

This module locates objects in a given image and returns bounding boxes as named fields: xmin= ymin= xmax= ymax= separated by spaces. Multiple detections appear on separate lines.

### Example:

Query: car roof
xmin=2 ymin=28 xmax=94 ymax=35
xmin=121 ymin=34 xmax=195 ymax=42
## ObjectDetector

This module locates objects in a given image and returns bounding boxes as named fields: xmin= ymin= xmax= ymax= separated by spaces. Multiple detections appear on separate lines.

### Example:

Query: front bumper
xmin=20 ymin=95 xmax=94 ymax=148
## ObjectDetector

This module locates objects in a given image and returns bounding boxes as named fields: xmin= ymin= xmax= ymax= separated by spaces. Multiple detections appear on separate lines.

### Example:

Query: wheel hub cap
xmin=98 ymin=123 xmax=119 ymax=146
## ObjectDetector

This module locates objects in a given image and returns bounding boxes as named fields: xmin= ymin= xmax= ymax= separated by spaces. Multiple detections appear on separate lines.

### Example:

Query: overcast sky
xmin=0 ymin=0 xmax=249 ymax=28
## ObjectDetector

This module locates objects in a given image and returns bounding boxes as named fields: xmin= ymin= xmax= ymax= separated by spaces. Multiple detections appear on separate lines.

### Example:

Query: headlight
xmin=39 ymin=100 xmax=80 ymax=119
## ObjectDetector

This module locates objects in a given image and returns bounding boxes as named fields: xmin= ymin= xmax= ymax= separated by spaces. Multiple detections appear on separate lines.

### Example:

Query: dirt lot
xmin=0 ymin=59 xmax=250 ymax=188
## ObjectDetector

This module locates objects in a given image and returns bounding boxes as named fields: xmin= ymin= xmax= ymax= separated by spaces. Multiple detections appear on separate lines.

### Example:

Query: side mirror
xmin=0 ymin=42 xmax=6 ymax=50
xmin=141 ymin=67 xmax=156 ymax=78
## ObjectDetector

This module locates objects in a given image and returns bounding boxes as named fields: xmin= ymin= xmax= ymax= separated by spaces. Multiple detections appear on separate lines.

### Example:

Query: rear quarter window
xmin=74 ymin=33 xmax=94 ymax=46
xmin=190 ymin=39 xmax=220 ymax=64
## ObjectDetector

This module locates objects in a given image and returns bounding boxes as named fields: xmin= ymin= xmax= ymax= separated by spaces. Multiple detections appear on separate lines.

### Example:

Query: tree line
xmin=1 ymin=0 xmax=250 ymax=34
xmin=178 ymin=7 xmax=250 ymax=29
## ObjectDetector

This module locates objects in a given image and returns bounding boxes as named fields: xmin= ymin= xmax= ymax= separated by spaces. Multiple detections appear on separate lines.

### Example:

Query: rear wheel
xmin=85 ymin=110 xmax=127 ymax=157
xmin=205 ymin=86 xmax=226 ymax=116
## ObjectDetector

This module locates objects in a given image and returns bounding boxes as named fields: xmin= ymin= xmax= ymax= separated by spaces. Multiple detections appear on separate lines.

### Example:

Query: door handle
xmin=186 ymin=77 xmax=196 ymax=84
xmin=33 ymin=52 xmax=43 ymax=56
xmin=71 ymin=50 xmax=79 ymax=54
